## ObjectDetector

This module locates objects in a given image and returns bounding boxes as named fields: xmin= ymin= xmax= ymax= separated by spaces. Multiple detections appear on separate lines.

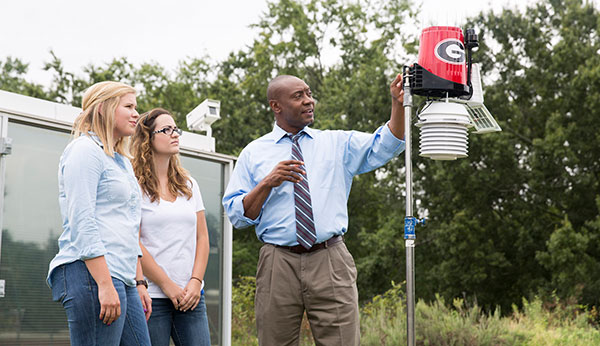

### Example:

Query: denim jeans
xmin=49 ymin=260 xmax=151 ymax=346
xmin=148 ymin=296 xmax=211 ymax=346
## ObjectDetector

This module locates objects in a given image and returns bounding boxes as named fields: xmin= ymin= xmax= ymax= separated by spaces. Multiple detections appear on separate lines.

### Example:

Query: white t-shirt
xmin=140 ymin=176 xmax=205 ymax=298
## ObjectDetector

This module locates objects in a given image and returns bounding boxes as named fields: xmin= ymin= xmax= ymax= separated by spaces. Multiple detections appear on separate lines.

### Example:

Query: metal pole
xmin=402 ymin=66 xmax=416 ymax=346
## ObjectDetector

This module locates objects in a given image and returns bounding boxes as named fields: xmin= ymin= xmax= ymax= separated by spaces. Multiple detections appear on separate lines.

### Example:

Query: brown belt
xmin=275 ymin=235 xmax=344 ymax=254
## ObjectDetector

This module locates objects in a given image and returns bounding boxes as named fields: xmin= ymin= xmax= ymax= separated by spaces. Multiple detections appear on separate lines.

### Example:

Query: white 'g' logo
xmin=434 ymin=39 xmax=465 ymax=65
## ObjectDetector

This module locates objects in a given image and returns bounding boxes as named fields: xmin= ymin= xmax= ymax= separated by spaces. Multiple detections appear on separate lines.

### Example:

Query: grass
xmin=232 ymin=277 xmax=600 ymax=345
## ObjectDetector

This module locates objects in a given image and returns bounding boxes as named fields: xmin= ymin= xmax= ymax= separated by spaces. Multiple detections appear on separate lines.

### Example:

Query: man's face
xmin=273 ymin=77 xmax=315 ymax=134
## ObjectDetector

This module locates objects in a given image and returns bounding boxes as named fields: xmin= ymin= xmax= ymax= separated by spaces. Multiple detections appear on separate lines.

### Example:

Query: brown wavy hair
xmin=73 ymin=81 xmax=136 ymax=157
xmin=130 ymin=108 xmax=192 ymax=203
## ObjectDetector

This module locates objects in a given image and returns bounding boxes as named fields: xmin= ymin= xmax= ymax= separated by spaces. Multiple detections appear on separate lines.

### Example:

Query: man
xmin=223 ymin=74 xmax=405 ymax=345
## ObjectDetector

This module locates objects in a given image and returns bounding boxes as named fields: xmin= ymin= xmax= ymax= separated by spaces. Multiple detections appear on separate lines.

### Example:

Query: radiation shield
xmin=416 ymin=101 xmax=472 ymax=160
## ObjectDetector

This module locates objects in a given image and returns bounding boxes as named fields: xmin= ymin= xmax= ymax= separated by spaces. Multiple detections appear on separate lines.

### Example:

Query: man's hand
xmin=390 ymin=73 xmax=404 ymax=104
xmin=388 ymin=72 xmax=406 ymax=139
xmin=262 ymin=160 xmax=305 ymax=188
xmin=243 ymin=159 xmax=305 ymax=219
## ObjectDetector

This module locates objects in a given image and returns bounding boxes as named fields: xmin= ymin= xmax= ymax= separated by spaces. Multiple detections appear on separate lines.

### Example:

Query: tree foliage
xmin=0 ymin=57 xmax=48 ymax=99
xmin=2 ymin=0 xmax=600 ymax=313
xmin=417 ymin=0 xmax=600 ymax=311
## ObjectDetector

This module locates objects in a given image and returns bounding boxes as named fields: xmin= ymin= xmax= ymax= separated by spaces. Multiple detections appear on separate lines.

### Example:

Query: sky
xmin=1 ymin=0 xmax=541 ymax=86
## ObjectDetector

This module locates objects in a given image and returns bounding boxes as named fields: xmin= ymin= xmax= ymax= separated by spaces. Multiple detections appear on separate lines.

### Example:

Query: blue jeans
xmin=49 ymin=260 xmax=151 ymax=346
xmin=148 ymin=296 xmax=211 ymax=346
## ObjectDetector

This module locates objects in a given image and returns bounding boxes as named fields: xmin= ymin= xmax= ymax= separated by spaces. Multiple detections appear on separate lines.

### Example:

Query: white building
xmin=0 ymin=90 xmax=234 ymax=345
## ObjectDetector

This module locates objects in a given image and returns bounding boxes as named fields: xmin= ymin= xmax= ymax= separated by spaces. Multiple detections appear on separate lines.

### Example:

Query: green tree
xmin=205 ymin=0 xmax=418 ymax=292
xmin=0 ymin=57 xmax=48 ymax=99
xmin=6 ymin=0 xmax=599 ymax=315
xmin=416 ymin=0 xmax=600 ymax=312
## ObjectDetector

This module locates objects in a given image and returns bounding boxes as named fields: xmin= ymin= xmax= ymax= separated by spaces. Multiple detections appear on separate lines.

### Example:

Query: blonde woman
xmin=131 ymin=108 xmax=210 ymax=346
xmin=47 ymin=81 xmax=152 ymax=345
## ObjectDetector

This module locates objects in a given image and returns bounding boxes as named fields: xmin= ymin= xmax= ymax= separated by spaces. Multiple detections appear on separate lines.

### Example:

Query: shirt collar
xmin=86 ymin=131 xmax=105 ymax=149
xmin=268 ymin=123 xmax=315 ymax=144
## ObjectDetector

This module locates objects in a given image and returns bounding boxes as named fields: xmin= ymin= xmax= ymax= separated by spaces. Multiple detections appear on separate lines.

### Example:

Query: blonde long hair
xmin=72 ymin=81 xmax=136 ymax=157
xmin=130 ymin=108 xmax=192 ymax=203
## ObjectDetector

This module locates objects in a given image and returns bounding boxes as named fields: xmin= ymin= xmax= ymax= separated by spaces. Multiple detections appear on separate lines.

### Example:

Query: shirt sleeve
xmin=222 ymin=148 xmax=263 ymax=229
xmin=190 ymin=177 xmax=205 ymax=212
xmin=344 ymin=121 xmax=406 ymax=176
xmin=136 ymin=241 xmax=143 ymax=257
xmin=61 ymin=139 xmax=108 ymax=260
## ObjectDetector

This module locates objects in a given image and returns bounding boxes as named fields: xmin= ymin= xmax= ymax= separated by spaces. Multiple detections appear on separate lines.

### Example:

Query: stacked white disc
xmin=415 ymin=101 xmax=472 ymax=160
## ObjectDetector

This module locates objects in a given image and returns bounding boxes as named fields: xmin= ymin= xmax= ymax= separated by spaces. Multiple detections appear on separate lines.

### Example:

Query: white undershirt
xmin=140 ymin=177 xmax=205 ymax=298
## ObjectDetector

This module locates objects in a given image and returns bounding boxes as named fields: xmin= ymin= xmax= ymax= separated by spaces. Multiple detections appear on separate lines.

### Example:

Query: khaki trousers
xmin=255 ymin=241 xmax=360 ymax=346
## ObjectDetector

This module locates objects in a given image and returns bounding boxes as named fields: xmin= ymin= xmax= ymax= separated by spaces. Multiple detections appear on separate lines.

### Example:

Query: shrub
xmin=232 ymin=278 xmax=600 ymax=345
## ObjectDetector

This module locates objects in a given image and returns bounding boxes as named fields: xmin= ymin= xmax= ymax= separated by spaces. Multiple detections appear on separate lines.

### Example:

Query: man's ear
xmin=269 ymin=100 xmax=281 ymax=114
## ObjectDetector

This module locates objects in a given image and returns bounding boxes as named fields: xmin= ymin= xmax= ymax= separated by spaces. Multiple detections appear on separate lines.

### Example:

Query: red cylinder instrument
xmin=410 ymin=26 xmax=477 ymax=98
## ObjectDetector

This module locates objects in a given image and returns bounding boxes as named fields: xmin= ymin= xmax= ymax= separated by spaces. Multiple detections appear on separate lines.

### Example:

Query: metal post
xmin=0 ymin=115 xmax=9 ymax=271
xmin=402 ymin=66 xmax=416 ymax=346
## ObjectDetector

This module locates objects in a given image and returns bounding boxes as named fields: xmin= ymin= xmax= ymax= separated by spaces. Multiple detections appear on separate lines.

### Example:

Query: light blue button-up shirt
xmin=47 ymin=134 xmax=142 ymax=287
xmin=223 ymin=122 xmax=405 ymax=246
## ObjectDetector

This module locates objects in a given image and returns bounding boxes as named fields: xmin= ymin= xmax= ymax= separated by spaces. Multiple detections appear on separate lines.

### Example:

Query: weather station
xmin=401 ymin=26 xmax=502 ymax=345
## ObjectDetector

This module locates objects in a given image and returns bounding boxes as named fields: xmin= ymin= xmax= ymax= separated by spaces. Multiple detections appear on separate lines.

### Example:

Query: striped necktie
xmin=290 ymin=132 xmax=317 ymax=249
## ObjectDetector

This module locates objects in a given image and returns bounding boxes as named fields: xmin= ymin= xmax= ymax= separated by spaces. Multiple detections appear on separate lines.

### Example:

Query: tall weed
xmin=232 ymin=278 xmax=600 ymax=345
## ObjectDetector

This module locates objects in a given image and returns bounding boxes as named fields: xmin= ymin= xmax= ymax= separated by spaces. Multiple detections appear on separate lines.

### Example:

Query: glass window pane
xmin=180 ymin=154 xmax=224 ymax=346
xmin=0 ymin=121 xmax=71 ymax=344
xmin=0 ymin=121 xmax=227 ymax=346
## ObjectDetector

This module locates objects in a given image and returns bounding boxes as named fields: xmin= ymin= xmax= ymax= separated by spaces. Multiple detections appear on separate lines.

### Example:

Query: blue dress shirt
xmin=222 ymin=122 xmax=405 ymax=246
xmin=47 ymin=134 xmax=142 ymax=287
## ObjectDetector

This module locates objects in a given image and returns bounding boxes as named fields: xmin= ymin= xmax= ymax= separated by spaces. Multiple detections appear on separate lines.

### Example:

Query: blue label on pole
xmin=404 ymin=217 xmax=416 ymax=239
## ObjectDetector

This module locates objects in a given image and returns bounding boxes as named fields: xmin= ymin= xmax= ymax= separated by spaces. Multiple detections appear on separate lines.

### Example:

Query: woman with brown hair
xmin=131 ymin=108 xmax=210 ymax=346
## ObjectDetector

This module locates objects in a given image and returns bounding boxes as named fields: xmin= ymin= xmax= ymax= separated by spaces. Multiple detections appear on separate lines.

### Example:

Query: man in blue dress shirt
xmin=223 ymin=74 xmax=405 ymax=345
